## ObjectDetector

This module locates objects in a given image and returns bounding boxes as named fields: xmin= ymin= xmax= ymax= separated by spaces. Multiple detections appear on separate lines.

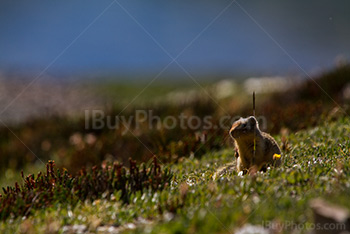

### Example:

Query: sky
xmin=0 ymin=0 xmax=349 ymax=79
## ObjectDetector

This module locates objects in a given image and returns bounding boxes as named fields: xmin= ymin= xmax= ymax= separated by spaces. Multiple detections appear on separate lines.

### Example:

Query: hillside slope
xmin=1 ymin=117 xmax=350 ymax=233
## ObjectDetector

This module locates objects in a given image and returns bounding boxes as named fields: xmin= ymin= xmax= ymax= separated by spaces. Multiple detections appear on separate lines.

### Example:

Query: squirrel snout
xmin=229 ymin=121 xmax=241 ymax=139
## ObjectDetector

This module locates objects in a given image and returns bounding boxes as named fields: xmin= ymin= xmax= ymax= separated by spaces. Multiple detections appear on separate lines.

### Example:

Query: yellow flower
xmin=273 ymin=154 xmax=281 ymax=160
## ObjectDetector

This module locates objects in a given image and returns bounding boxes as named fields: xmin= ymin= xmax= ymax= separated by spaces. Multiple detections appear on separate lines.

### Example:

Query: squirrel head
xmin=229 ymin=116 xmax=259 ymax=139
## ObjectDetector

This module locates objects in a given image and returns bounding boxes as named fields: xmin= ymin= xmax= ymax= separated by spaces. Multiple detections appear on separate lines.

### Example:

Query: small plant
xmin=0 ymin=157 xmax=172 ymax=220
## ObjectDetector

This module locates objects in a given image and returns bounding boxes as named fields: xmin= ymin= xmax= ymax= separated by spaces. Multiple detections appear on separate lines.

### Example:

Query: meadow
xmin=0 ymin=65 xmax=350 ymax=233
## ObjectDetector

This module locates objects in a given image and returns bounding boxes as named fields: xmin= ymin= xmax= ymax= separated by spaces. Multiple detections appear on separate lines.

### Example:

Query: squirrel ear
xmin=248 ymin=116 xmax=258 ymax=127
xmin=248 ymin=116 xmax=256 ymax=123
xmin=248 ymin=116 xmax=259 ymax=127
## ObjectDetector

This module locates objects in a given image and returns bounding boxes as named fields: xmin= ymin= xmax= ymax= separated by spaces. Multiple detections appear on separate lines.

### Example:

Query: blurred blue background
xmin=0 ymin=0 xmax=349 ymax=79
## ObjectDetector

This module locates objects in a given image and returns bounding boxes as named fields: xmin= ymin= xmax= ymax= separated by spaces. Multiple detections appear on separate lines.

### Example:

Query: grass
xmin=0 ymin=158 xmax=172 ymax=221
xmin=1 ymin=65 xmax=350 ymax=233
xmin=1 ymin=116 xmax=349 ymax=233
xmin=1 ymin=65 xmax=349 ymax=176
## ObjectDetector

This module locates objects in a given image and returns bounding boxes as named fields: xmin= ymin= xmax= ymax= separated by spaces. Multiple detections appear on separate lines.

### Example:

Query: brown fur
xmin=213 ymin=116 xmax=281 ymax=179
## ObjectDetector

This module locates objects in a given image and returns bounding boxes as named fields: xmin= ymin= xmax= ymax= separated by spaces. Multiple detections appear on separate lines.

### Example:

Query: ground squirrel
xmin=214 ymin=116 xmax=281 ymax=178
